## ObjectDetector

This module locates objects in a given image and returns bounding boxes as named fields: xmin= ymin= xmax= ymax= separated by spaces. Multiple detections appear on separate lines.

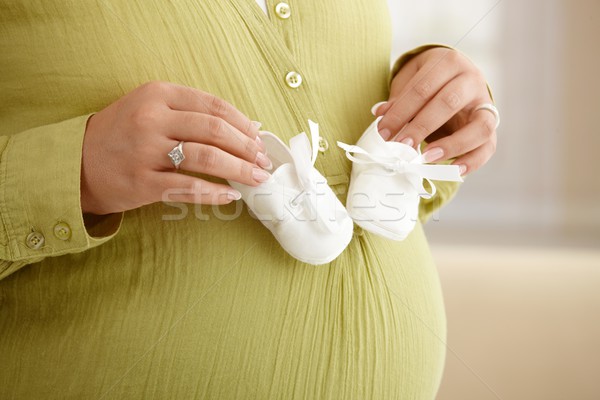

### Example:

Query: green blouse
xmin=0 ymin=1 xmax=461 ymax=399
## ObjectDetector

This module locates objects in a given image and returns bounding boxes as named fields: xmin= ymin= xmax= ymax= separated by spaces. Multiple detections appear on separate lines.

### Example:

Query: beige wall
xmin=563 ymin=0 xmax=600 ymax=233
xmin=434 ymin=246 xmax=600 ymax=400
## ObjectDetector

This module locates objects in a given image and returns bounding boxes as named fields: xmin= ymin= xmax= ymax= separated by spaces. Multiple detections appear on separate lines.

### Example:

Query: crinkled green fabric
xmin=0 ymin=1 xmax=460 ymax=398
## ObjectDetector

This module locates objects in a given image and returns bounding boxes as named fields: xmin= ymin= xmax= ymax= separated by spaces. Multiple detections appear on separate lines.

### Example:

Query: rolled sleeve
xmin=0 ymin=114 xmax=123 ymax=279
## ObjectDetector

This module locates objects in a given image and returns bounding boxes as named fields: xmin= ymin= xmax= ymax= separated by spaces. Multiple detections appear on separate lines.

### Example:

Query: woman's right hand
xmin=81 ymin=81 xmax=272 ymax=215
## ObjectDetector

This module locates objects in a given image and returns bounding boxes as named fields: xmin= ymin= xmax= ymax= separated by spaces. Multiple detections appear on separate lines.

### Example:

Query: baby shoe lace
xmin=337 ymin=141 xmax=463 ymax=199
xmin=287 ymin=121 xmax=340 ymax=232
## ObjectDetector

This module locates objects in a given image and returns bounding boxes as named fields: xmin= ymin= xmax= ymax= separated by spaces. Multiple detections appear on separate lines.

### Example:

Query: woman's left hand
xmin=374 ymin=47 xmax=498 ymax=176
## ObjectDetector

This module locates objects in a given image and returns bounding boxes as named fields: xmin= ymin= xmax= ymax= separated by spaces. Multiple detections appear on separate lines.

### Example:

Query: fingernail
xmin=371 ymin=101 xmax=388 ymax=116
xmin=252 ymin=121 xmax=262 ymax=130
xmin=379 ymin=128 xmax=392 ymax=141
xmin=252 ymin=167 xmax=271 ymax=182
xmin=458 ymin=164 xmax=467 ymax=175
xmin=400 ymin=137 xmax=414 ymax=147
xmin=423 ymin=147 xmax=444 ymax=163
xmin=256 ymin=152 xmax=273 ymax=170
xmin=227 ymin=190 xmax=242 ymax=201
xmin=255 ymin=135 xmax=266 ymax=152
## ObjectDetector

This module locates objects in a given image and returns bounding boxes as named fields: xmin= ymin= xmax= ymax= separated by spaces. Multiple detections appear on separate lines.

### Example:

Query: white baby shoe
xmin=337 ymin=116 xmax=464 ymax=241
xmin=229 ymin=121 xmax=354 ymax=265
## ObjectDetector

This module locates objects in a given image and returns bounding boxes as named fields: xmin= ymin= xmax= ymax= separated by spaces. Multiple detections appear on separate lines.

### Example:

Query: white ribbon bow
xmin=289 ymin=120 xmax=320 ymax=192
xmin=287 ymin=121 xmax=340 ymax=233
xmin=337 ymin=141 xmax=464 ymax=199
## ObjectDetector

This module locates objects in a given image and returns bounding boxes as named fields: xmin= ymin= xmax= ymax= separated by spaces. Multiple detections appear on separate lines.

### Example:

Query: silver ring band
xmin=167 ymin=141 xmax=186 ymax=169
xmin=474 ymin=103 xmax=500 ymax=130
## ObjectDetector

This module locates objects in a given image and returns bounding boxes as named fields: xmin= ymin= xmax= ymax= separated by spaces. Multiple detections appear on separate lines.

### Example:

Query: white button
xmin=285 ymin=71 xmax=302 ymax=88
xmin=275 ymin=2 xmax=291 ymax=19
xmin=318 ymin=136 xmax=329 ymax=153
xmin=53 ymin=222 xmax=72 ymax=241
xmin=26 ymin=231 xmax=45 ymax=250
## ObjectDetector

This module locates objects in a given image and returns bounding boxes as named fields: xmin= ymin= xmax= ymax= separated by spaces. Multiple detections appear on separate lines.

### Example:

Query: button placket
xmin=232 ymin=0 xmax=347 ymax=177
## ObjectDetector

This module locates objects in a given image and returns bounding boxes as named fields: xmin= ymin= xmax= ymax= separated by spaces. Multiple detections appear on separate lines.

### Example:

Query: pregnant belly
xmin=0 ymin=205 xmax=447 ymax=399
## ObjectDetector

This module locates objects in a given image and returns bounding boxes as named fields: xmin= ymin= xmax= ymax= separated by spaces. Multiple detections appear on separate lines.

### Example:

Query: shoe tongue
xmin=289 ymin=132 xmax=316 ymax=191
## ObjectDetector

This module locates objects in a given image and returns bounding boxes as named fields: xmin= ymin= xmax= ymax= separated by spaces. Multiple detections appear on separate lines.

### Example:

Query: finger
xmin=154 ymin=173 xmax=241 ymax=205
xmin=178 ymin=142 xmax=271 ymax=186
xmin=421 ymin=110 xmax=498 ymax=163
xmin=378 ymin=54 xmax=462 ymax=138
xmin=167 ymin=111 xmax=271 ymax=169
xmin=393 ymin=73 xmax=480 ymax=145
xmin=451 ymin=137 xmax=497 ymax=176
xmin=150 ymin=81 xmax=260 ymax=141
xmin=372 ymin=60 xmax=419 ymax=118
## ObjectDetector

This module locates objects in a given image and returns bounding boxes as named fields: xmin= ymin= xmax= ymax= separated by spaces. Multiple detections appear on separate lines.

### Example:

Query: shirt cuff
xmin=0 ymin=114 xmax=123 ymax=269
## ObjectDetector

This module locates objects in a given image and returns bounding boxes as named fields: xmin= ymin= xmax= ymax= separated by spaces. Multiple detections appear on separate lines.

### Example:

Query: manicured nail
xmin=227 ymin=190 xmax=242 ymax=201
xmin=458 ymin=165 xmax=467 ymax=175
xmin=252 ymin=121 xmax=262 ymax=130
xmin=252 ymin=168 xmax=271 ymax=182
xmin=379 ymin=128 xmax=392 ymax=141
xmin=256 ymin=152 xmax=273 ymax=170
xmin=423 ymin=147 xmax=444 ymax=163
xmin=371 ymin=101 xmax=388 ymax=116
xmin=255 ymin=135 xmax=266 ymax=152
xmin=400 ymin=137 xmax=414 ymax=147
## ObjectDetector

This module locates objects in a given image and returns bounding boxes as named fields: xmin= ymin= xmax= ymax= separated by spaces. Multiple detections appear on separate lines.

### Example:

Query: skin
xmin=375 ymin=47 xmax=498 ymax=176
xmin=81 ymin=47 xmax=496 ymax=215
xmin=81 ymin=81 xmax=273 ymax=215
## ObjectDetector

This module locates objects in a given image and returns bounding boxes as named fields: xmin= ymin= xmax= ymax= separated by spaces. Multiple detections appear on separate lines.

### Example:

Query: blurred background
xmin=388 ymin=0 xmax=600 ymax=399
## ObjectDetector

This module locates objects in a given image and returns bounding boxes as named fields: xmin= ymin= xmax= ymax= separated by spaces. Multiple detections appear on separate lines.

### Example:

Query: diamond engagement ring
xmin=168 ymin=141 xmax=186 ymax=169
xmin=474 ymin=103 xmax=500 ymax=130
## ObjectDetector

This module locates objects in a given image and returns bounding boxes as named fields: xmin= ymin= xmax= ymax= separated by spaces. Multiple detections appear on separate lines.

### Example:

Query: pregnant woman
xmin=0 ymin=1 xmax=497 ymax=399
